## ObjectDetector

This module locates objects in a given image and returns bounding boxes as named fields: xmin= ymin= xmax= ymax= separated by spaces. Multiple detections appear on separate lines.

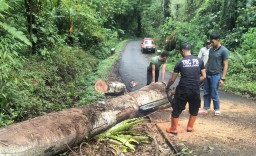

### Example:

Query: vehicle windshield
xmin=144 ymin=40 xmax=154 ymax=45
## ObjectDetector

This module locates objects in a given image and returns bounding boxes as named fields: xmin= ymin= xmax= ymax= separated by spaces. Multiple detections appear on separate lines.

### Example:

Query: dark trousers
xmin=171 ymin=86 xmax=201 ymax=118
xmin=147 ymin=69 xmax=159 ymax=85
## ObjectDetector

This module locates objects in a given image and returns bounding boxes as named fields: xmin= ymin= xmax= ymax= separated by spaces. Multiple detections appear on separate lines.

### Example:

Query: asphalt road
xmin=119 ymin=40 xmax=177 ymax=92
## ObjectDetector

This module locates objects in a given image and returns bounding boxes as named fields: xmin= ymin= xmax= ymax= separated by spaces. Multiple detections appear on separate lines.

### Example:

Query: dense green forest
xmin=0 ymin=0 xmax=255 ymax=126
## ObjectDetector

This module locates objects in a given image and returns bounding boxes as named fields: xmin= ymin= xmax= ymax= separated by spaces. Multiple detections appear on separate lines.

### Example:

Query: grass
xmin=97 ymin=40 xmax=128 ymax=79
xmin=77 ymin=39 xmax=128 ymax=105
xmin=223 ymin=75 xmax=256 ymax=98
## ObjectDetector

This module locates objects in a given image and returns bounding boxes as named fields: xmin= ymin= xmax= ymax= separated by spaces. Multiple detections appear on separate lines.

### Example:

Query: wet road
xmin=119 ymin=40 xmax=176 ymax=92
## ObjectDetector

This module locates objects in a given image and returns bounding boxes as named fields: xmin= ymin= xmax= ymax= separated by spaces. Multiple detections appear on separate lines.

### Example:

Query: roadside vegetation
xmin=0 ymin=0 xmax=255 ymax=127
xmin=142 ymin=0 xmax=256 ymax=97
xmin=0 ymin=0 xmax=134 ymax=126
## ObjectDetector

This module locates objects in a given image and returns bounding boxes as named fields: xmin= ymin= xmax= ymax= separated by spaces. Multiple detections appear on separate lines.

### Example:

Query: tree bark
xmin=0 ymin=83 xmax=167 ymax=156
xmin=137 ymin=12 xmax=142 ymax=37
xmin=24 ymin=0 xmax=39 ymax=54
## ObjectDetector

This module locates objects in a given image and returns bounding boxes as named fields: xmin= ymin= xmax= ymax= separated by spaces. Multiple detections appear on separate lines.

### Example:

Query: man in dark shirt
xmin=199 ymin=32 xmax=229 ymax=116
xmin=165 ymin=43 xmax=206 ymax=135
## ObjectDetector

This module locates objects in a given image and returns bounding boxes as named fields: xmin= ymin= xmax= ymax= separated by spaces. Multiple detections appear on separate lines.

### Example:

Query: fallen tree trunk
xmin=0 ymin=83 xmax=167 ymax=156
xmin=95 ymin=79 xmax=126 ymax=95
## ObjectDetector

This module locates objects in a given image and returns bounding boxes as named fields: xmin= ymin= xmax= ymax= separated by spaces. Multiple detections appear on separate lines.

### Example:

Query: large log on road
xmin=0 ymin=83 xmax=167 ymax=156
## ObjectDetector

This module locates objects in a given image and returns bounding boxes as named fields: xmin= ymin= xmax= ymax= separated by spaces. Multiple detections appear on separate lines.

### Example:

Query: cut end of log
xmin=95 ymin=79 xmax=108 ymax=93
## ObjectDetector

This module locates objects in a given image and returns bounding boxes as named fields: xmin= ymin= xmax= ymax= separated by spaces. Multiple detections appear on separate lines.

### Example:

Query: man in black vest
xmin=165 ymin=43 xmax=206 ymax=135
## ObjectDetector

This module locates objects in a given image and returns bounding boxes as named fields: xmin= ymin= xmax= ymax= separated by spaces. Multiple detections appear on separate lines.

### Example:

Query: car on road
xmin=141 ymin=38 xmax=156 ymax=53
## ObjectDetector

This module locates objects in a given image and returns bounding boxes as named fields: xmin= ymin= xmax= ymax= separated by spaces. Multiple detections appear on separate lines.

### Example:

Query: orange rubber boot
xmin=187 ymin=115 xmax=197 ymax=132
xmin=166 ymin=118 xmax=179 ymax=135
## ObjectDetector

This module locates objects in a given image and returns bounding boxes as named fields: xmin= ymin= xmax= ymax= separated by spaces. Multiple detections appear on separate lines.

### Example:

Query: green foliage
xmin=224 ymin=52 xmax=256 ymax=97
xmin=0 ymin=22 xmax=31 ymax=46
xmin=77 ymin=39 xmax=128 ymax=105
xmin=224 ymin=27 xmax=256 ymax=96
xmin=97 ymin=40 xmax=127 ymax=79
xmin=0 ymin=0 xmax=8 ymax=13
xmin=141 ymin=0 xmax=164 ymax=37
xmin=96 ymin=117 xmax=151 ymax=153
xmin=0 ymin=40 xmax=129 ymax=126
xmin=0 ymin=0 xmax=137 ymax=126
xmin=0 ymin=51 xmax=23 ymax=126
xmin=164 ymin=19 xmax=205 ymax=54
xmin=238 ymin=27 xmax=256 ymax=56
xmin=88 ymin=29 xmax=119 ymax=59
xmin=141 ymin=0 xmax=256 ymax=97
xmin=224 ymin=75 xmax=256 ymax=97
xmin=0 ymin=46 xmax=99 ymax=126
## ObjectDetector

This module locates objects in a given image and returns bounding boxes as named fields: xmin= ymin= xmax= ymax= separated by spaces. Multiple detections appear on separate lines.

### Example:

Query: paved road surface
xmin=119 ymin=40 xmax=177 ymax=92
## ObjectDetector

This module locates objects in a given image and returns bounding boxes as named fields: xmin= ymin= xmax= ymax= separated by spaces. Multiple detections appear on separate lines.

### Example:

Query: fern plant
xmin=0 ymin=1 xmax=31 ymax=46
xmin=0 ymin=22 xmax=31 ymax=46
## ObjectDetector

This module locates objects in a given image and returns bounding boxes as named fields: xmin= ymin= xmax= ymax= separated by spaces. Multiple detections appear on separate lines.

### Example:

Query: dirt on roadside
xmin=153 ymin=92 xmax=256 ymax=156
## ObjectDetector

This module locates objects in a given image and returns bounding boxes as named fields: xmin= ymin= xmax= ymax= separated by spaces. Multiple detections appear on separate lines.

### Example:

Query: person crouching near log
xmin=165 ymin=43 xmax=206 ymax=135
xmin=146 ymin=51 xmax=169 ymax=85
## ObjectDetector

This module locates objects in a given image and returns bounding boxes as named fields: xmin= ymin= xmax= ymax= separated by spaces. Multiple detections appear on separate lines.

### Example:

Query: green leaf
xmin=95 ymin=117 xmax=151 ymax=153
xmin=0 ymin=22 xmax=31 ymax=46
xmin=0 ymin=0 xmax=9 ymax=12
xmin=32 ymin=35 xmax=38 ymax=43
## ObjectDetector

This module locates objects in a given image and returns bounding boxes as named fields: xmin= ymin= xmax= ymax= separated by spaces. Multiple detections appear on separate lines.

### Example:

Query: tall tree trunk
xmin=137 ymin=12 xmax=142 ymax=37
xmin=163 ymin=0 xmax=170 ymax=18
xmin=222 ymin=0 xmax=238 ymax=31
xmin=0 ymin=83 xmax=167 ymax=156
xmin=57 ymin=0 xmax=61 ymax=6
xmin=24 ymin=0 xmax=39 ymax=54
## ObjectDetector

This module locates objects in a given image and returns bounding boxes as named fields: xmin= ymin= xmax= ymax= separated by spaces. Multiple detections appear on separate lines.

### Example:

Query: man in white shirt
xmin=198 ymin=40 xmax=211 ymax=65
xmin=198 ymin=40 xmax=211 ymax=90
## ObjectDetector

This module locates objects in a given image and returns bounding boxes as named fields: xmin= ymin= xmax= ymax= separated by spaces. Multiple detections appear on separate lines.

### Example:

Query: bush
xmin=224 ymin=75 xmax=256 ymax=97
xmin=0 ymin=46 xmax=99 ymax=126
xmin=0 ymin=39 xmax=127 ymax=127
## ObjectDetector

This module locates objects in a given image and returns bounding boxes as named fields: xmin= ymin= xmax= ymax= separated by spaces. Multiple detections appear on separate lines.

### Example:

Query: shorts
xmin=171 ymin=85 xmax=201 ymax=118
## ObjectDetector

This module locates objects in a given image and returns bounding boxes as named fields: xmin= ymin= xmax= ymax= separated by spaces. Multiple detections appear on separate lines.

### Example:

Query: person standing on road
xmin=165 ymin=43 xmax=206 ymax=135
xmin=198 ymin=40 xmax=211 ymax=65
xmin=146 ymin=51 xmax=169 ymax=85
xmin=198 ymin=40 xmax=211 ymax=90
xmin=199 ymin=32 xmax=229 ymax=116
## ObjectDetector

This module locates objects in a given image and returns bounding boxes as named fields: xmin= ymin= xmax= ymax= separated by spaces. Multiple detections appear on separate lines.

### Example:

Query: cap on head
xmin=210 ymin=32 xmax=221 ymax=40
xmin=180 ymin=43 xmax=191 ymax=51
xmin=205 ymin=40 xmax=211 ymax=44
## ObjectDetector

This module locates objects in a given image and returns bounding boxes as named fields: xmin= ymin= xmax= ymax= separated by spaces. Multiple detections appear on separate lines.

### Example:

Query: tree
xmin=24 ymin=0 xmax=41 ymax=53
xmin=221 ymin=0 xmax=238 ymax=31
